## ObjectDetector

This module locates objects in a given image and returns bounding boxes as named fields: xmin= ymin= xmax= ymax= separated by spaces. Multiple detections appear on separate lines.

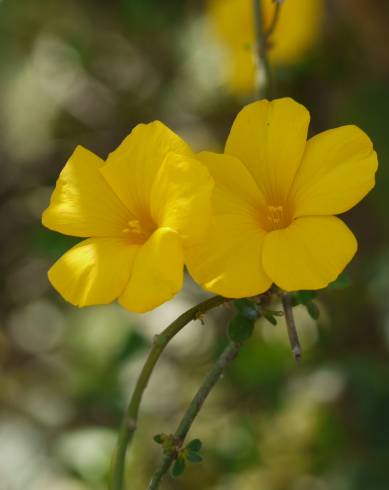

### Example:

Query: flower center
xmin=122 ymin=218 xmax=155 ymax=244
xmin=262 ymin=204 xmax=290 ymax=231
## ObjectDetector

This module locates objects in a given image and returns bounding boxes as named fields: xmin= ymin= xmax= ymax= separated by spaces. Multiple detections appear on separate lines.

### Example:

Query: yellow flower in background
xmin=186 ymin=98 xmax=378 ymax=297
xmin=207 ymin=0 xmax=324 ymax=94
xmin=42 ymin=122 xmax=213 ymax=313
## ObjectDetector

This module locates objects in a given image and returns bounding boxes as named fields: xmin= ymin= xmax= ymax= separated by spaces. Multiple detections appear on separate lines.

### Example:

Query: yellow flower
xmin=207 ymin=0 xmax=324 ymax=94
xmin=42 ymin=122 xmax=214 ymax=313
xmin=186 ymin=98 xmax=378 ymax=297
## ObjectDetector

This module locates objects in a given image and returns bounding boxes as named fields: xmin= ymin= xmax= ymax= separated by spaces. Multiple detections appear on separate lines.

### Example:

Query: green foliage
xmin=292 ymin=290 xmax=320 ymax=320
xmin=186 ymin=439 xmax=202 ymax=452
xmin=228 ymin=315 xmax=255 ymax=343
xmin=153 ymin=434 xmax=165 ymax=445
xmin=182 ymin=439 xmax=204 ymax=465
xmin=171 ymin=457 xmax=186 ymax=478
xmin=228 ymin=299 xmax=257 ymax=342
xmin=305 ymin=300 xmax=320 ymax=320
xmin=233 ymin=299 xmax=258 ymax=320
xmin=186 ymin=451 xmax=203 ymax=463
xmin=263 ymin=311 xmax=278 ymax=326
xmin=293 ymin=290 xmax=317 ymax=305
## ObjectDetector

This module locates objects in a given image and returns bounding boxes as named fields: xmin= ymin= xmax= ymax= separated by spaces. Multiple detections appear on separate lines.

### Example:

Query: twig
xmin=281 ymin=293 xmax=302 ymax=361
xmin=147 ymin=341 xmax=242 ymax=490
xmin=110 ymin=295 xmax=228 ymax=490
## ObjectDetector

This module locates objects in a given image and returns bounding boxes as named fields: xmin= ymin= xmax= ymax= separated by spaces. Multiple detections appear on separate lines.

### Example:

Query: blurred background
xmin=0 ymin=0 xmax=388 ymax=489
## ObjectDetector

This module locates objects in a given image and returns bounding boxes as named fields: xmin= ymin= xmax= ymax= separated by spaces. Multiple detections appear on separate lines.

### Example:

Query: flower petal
xmin=225 ymin=98 xmax=310 ymax=203
xmin=42 ymin=146 xmax=130 ymax=237
xmin=196 ymin=151 xmax=266 ymax=214
xmin=289 ymin=125 xmax=378 ymax=217
xmin=186 ymin=214 xmax=271 ymax=298
xmin=262 ymin=216 xmax=357 ymax=291
xmin=150 ymin=153 xmax=214 ymax=247
xmin=119 ymin=227 xmax=184 ymax=313
xmin=48 ymin=238 xmax=139 ymax=307
xmin=100 ymin=121 xmax=193 ymax=220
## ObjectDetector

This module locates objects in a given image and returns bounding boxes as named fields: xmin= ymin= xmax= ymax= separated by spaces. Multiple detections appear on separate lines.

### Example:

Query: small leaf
xmin=228 ymin=314 xmax=255 ymax=342
xmin=171 ymin=457 xmax=186 ymax=478
xmin=305 ymin=301 xmax=320 ymax=320
xmin=263 ymin=312 xmax=277 ymax=326
xmin=153 ymin=434 xmax=164 ymax=444
xmin=233 ymin=299 xmax=257 ymax=320
xmin=294 ymin=290 xmax=317 ymax=305
xmin=186 ymin=439 xmax=202 ymax=452
xmin=187 ymin=451 xmax=203 ymax=464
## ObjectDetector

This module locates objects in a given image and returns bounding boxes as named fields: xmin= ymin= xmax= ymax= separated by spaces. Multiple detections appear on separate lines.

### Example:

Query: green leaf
xmin=233 ymin=299 xmax=258 ymax=320
xmin=228 ymin=314 xmax=255 ymax=342
xmin=305 ymin=301 xmax=320 ymax=320
xmin=153 ymin=434 xmax=164 ymax=444
xmin=171 ymin=457 xmax=186 ymax=478
xmin=263 ymin=312 xmax=277 ymax=326
xmin=328 ymin=272 xmax=351 ymax=290
xmin=186 ymin=439 xmax=202 ymax=452
xmin=294 ymin=290 xmax=317 ymax=305
xmin=187 ymin=451 xmax=203 ymax=464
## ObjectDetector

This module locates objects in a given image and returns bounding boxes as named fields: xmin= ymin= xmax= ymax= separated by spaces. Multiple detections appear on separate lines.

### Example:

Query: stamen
xmin=126 ymin=219 xmax=143 ymax=234
xmin=266 ymin=205 xmax=284 ymax=230
xmin=122 ymin=219 xmax=150 ymax=242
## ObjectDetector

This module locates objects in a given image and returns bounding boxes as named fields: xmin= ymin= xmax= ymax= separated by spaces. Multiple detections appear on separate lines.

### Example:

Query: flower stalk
xmin=110 ymin=295 xmax=228 ymax=490
xmin=147 ymin=341 xmax=242 ymax=490
xmin=281 ymin=292 xmax=302 ymax=361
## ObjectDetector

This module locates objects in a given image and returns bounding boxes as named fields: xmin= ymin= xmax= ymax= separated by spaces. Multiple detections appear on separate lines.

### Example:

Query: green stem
xmin=110 ymin=295 xmax=228 ymax=490
xmin=253 ymin=0 xmax=272 ymax=98
xmin=147 ymin=341 xmax=242 ymax=490
xmin=147 ymin=454 xmax=172 ymax=490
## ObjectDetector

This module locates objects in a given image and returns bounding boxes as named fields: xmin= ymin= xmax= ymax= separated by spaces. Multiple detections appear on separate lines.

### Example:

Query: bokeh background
xmin=1 ymin=1 xmax=388 ymax=489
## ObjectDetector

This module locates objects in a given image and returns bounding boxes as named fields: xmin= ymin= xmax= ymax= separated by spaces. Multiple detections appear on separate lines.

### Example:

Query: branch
xmin=147 ymin=341 xmax=242 ymax=490
xmin=110 ymin=295 xmax=229 ymax=490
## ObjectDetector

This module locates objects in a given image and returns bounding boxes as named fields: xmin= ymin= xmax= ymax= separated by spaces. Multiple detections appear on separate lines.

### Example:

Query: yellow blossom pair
xmin=43 ymin=98 xmax=378 ymax=312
